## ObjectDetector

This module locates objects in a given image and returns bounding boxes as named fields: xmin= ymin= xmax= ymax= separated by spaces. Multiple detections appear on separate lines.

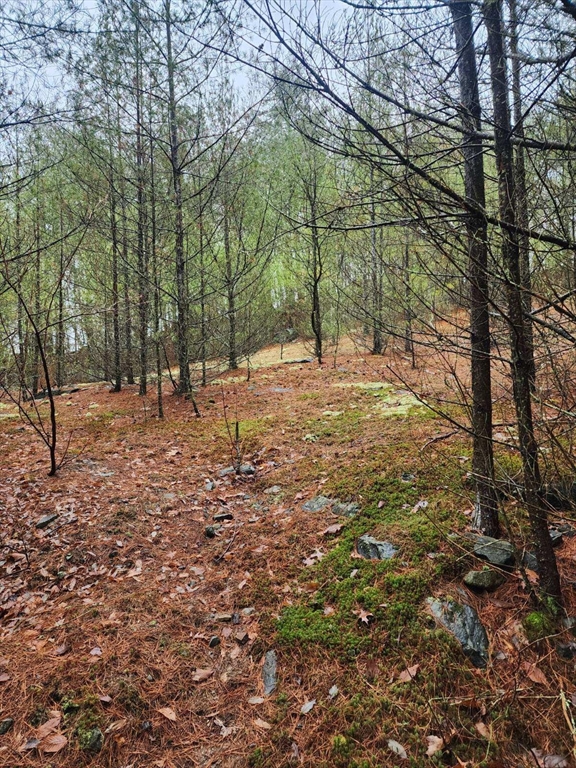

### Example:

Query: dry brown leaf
xmin=322 ymin=523 xmax=344 ymax=535
xmin=105 ymin=719 xmax=128 ymax=732
xmin=398 ymin=664 xmax=420 ymax=683
xmin=36 ymin=717 xmax=61 ymax=739
xmin=0 ymin=673 xmax=10 ymax=683
xmin=522 ymin=662 xmax=549 ymax=686
xmin=426 ymin=735 xmax=444 ymax=756
xmin=52 ymin=644 xmax=69 ymax=656
xmin=248 ymin=697 xmax=265 ymax=705
xmin=475 ymin=721 xmax=490 ymax=739
xmin=157 ymin=707 xmax=177 ymax=721
xmin=41 ymin=733 xmax=67 ymax=754
xmin=254 ymin=718 xmax=272 ymax=730
xmin=192 ymin=668 xmax=214 ymax=682
xmin=353 ymin=608 xmax=374 ymax=625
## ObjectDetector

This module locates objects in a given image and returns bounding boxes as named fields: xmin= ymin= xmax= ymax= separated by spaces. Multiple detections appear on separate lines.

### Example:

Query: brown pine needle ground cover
xmin=1 ymin=338 xmax=576 ymax=768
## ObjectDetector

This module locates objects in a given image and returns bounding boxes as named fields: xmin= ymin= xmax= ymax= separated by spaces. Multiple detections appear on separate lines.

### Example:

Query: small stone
xmin=0 ymin=718 xmax=14 ymax=735
xmin=427 ymin=597 xmax=489 ymax=668
xmin=401 ymin=472 xmax=415 ymax=483
xmin=205 ymin=480 xmax=215 ymax=491
xmin=464 ymin=569 xmax=506 ymax=592
xmin=523 ymin=551 xmax=539 ymax=572
xmin=242 ymin=607 xmax=256 ymax=616
xmin=356 ymin=535 xmax=398 ymax=560
xmin=264 ymin=486 xmax=281 ymax=494
xmin=215 ymin=613 xmax=233 ymax=622
xmin=36 ymin=513 xmax=58 ymax=529
xmin=235 ymin=631 xmax=249 ymax=645
xmin=232 ymin=612 xmax=241 ymax=625
xmin=549 ymin=529 xmax=564 ymax=547
xmin=205 ymin=526 xmax=218 ymax=539
xmin=562 ymin=616 xmax=576 ymax=634
xmin=140 ymin=721 xmax=152 ymax=732
xmin=557 ymin=642 xmax=576 ymax=660
xmin=213 ymin=512 xmax=233 ymax=522
xmin=239 ymin=463 xmax=256 ymax=475
xmin=218 ymin=467 xmax=235 ymax=477
xmin=332 ymin=502 xmax=360 ymax=518
xmin=208 ymin=636 xmax=220 ymax=648
xmin=472 ymin=535 xmax=515 ymax=567
xmin=262 ymin=650 xmax=277 ymax=695
xmin=78 ymin=727 xmax=104 ymax=752
xmin=302 ymin=496 xmax=332 ymax=513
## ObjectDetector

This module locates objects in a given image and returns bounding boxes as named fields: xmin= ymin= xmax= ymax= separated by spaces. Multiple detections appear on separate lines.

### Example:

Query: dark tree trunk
xmin=483 ymin=0 xmax=561 ymax=600
xmin=450 ymin=0 xmax=500 ymax=537
xmin=165 ymin=0 xmax=190 ymax=394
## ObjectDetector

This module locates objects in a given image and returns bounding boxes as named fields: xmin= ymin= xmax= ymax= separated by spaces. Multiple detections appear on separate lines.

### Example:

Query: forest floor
xmin=1 ymin=336 xmax=576 ymax=768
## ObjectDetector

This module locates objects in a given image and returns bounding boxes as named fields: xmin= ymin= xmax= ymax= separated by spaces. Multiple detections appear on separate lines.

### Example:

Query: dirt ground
xmin=1 ymin=336 xmax=576 ymax=767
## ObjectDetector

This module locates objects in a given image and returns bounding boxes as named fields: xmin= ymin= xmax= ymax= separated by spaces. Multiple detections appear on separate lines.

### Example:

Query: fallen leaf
xmin=98 ymin=695 xmax=112 ymax=704
xmin=52 ymin=644 xmax=69 ymax=656
xmin=0 ymin=673 xmax=10 ymax=682
xmin=300 ymin=699 xmax=316 ymax=714
xmin=475 ymin=721 xmax=490 ymax=739
xmin=90 ymin=646 xmax=102 ymax=656
xmin=21 ymin=738 xmax=41 ymax=751
xmin=388 ymin=739 xmax=408 ymax=759
xmin=254 ymin=718 xmax=272 ymax=730
xmin=192 ymin=668 xmax=214 ymax=682
xmin=41 ymin=733 xmax=67 ymax=754
xmin=157 ymin=707 xmax=177 ymax=721
xmin=398 ymin=664 xmax=419 ymax=683
xmin=426 ymin=735 xmax=444 ymax=756
xmin=530 ymin=750 xmax=568 ymax=767
xmin=353 ymin=608 xmax=374 ymax=625
xmin=328 ymin=685 xmax=339 ymax=698
xmin=36 ymin=717 xmax=61 ymax=739
xmin=248 ymin=696 xmax=265 ymax=705
xmin=522 ymin=662 xmax=549 ymax=686
xmin=322 ymin=523 xmax=344 ymax=535
xmin=105 ymin=719 xmax=128 ymax=732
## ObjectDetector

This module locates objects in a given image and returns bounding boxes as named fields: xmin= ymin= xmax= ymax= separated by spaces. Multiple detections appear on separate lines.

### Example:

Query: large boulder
xmin=472 ymin=535 xmax=515 ymax=567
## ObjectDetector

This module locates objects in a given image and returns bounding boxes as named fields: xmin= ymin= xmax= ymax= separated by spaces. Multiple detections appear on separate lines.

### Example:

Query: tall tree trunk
xmin=118 ymin=104 xmax=135 ymax=385
xmin=165 ymin=0 xmax=190 ymax=394
xmin=508 ymin=0 xmax=536 ymax=389
xmin=224 ymin=203 xmax=238 ymax=370
xmin=483 ymin=0 xmax=561 ymax=600
xmin=370 ymin=168 xmax=383 ymax=354
xmin=134 ymin=0 xmax=148 ymax=396
xmin=56 ymin=203 xmax=65 ymax=389
xmin=109 ymin=165 xmax=122 ymax=392
xmin=450 ymin=0 xmax=500 ymax=537
xmin=149 ymin=101 xmax=163 ymax=418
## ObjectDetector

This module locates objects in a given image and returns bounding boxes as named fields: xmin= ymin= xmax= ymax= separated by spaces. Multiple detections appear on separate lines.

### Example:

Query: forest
xmin=2 ymin=0 xmax=576 ymax=765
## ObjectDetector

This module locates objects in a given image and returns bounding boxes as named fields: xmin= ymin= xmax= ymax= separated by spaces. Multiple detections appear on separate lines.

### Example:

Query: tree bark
xmin=483 ymin=0 xmax=561 ymax=600
xmin=450 ymin=0 xmax=500 ymax=537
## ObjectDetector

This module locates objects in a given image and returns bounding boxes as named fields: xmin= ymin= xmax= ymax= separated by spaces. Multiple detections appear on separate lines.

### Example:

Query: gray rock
xmin=240 ymin=463 xmax=256 ymax=475
xmin=284 ymin=357 xmax=314 ymax=364
xmin=332 ymin=502 xmax=360 ymax=518
xmin=549 ymin=529 xmax=563 ymax=547
xmin=262 ymin=650 xmax=277 ymax=695
xmin=205 ymin=480 xmax=215 ymax=491
xmin=205 ymin=525 xmax=221 ymax=538
xmin=0 ymin=718 xmax=13 ymax=735
xmin=242 ymin=606 xmax=256 ymax=616
xmin=215 ymin=613 xmax=233 ymax=622
xmin=427 ymin=597 xmax=489 ymax=668
xmin=302 ymin=496 xmax=332 ymax=513
xmin=264 ymin=486 xmax=282 ymax=494
xmin=357 ymin=535 xmax=398 ymax=560
xmin=557 ymin=642 xmax=576 ymax=660
xmin=208 ymin=636 xmax=220 ymax=648
xmin=464 ymin=569 xmax=506 ymax=592
xmin=213 ymin=512 xmax=233 ymax=522
xmin=36 ymin=513 xmax=58 ymax=529
xmin=79 ymin=727 xmax=104 ymax=752
xmin=401 ymin=472 xmax=415 ymax=483
xmin=218 ymin=467 xmax=235 ymax=477
xmin=523 ymin=551 xmax=539 ymax=572
xmin=472 ymin=535 xmax=515 ymax=567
